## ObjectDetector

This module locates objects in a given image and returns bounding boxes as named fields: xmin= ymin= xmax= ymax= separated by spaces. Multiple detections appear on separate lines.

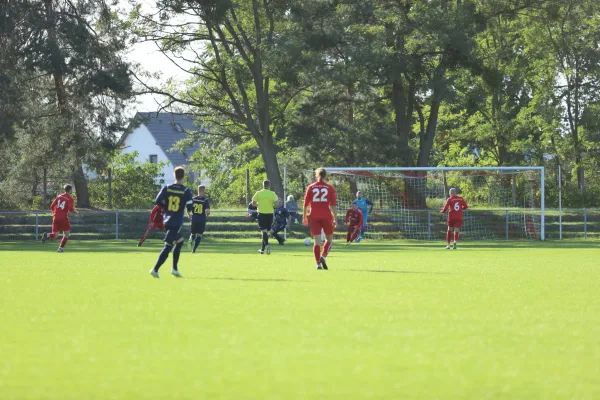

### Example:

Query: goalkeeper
xmin=352 ymin=191 xmax=374 ymax=241
xmin=270 ymin=199 xmax=289 ymax=245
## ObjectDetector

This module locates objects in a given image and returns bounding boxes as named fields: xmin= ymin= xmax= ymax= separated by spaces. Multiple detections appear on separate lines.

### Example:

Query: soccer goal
xmin=299 ymin=167 xmax=545 ymax=241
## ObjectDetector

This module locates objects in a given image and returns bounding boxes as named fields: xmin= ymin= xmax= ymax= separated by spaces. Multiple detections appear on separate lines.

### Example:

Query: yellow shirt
xmin=252 ymin=189 xmax=278 ymax=214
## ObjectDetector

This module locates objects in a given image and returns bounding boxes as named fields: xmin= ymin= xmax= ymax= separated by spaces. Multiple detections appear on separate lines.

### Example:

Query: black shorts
xmin=164 ymin=223 xmax=183 ymax=244
xmin=191 ymin=220 xmax=206 ymax=235
xmin=257 ymin=213 xmax=274 ymax=231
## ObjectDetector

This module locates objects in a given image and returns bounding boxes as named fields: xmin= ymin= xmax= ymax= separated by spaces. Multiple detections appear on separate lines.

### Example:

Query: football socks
xmin=172 ymin=242 xmax=184 ymax=271
xmin=154 ymin=243 xmax=173 ymax=272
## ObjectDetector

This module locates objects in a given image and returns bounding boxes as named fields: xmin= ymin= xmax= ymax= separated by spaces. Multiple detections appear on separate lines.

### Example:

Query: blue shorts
xmin=164 ymin=223 xmax=183 ymax=245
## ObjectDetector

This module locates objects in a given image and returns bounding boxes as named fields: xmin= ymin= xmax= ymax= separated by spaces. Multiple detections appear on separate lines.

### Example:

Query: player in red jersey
xmin=137 ymin=204 xmax=165 ymax=246
xmin=440 ymin=187 xmax=468 ymax=249
xmin=41 ymin=184 xmax=78 ymax=252
xmin=345 ymin=203 xmax=363 ymax=244
xmin=303 ymin=168 xmax=337 ymax=270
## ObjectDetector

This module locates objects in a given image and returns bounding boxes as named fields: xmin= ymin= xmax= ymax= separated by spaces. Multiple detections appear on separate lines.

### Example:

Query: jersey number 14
xmin=57 ymin=200 xmax=66 ymax=210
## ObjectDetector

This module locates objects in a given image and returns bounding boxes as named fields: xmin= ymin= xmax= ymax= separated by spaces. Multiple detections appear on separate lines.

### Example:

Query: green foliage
xmin=181 ymin=133 xmax=267 ymax=208
xmin=88 ymin=152 xmax=165 ymax=210
xmin=0 ymin=0 xmax=135 ymax=208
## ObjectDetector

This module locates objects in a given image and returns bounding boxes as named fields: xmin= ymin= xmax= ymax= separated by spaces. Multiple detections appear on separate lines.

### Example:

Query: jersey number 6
xmin=453 ymin=202 xmax=461 ymax=211
xmin=312 ymin=187 xmax=328 ymax=202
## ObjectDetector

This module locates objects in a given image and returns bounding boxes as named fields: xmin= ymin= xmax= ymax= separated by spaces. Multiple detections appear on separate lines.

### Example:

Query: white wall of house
xmin=121 ymin=124 xmax=174 ymax=183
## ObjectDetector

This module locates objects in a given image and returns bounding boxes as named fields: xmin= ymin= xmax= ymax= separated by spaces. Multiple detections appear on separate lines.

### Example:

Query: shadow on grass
xmin=1 ymin=238 xmax=597 ymax=253
xmin=346 ymin=269 xmax=451 ymax=275
xmin=201 ymin=277 xmax=307 ymax=283
xmin=1 ymin=240 xmax=273 ymax=254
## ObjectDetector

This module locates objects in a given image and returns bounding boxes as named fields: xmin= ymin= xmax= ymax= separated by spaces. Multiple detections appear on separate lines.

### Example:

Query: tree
xmin=434 ymin=9 xmax=544 ymax=169
xmin=88 ymin=152 xmax=166 ymax=209
xmin=130 ymin=0 xmax=308 ymax=196
xmin=2 ymin=0 xmax=134 ymax=208
xmin=525 ymin=0 xmax=600 ymax=193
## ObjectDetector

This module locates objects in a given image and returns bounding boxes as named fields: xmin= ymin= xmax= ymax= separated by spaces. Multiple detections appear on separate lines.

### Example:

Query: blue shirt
xmin=155 ymin=183 xmax=193 ymax=227
xmin=191 ymin=196 xmax=210 ymax=222
xmin=353 ymin=198 xmax=374 ymax=215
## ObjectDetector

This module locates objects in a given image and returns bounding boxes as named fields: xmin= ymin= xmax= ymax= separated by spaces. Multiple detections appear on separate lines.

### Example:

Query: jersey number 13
xmin=168 ymin=196 xmax=180 ymax=212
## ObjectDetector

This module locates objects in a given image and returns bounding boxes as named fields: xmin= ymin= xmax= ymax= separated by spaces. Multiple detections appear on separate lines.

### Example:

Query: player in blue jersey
xmin=189 ymin=184 xmax=210 ymax=253
xmin=270 ymin=199 xmax=289 ymax=245
xmin=352 ymin=191 xmax=374 ymax=241
xmin=149 ymin=166 xmax=193 ymax=278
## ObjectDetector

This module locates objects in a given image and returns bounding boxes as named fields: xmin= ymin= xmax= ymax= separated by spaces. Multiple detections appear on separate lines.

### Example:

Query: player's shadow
xmin=346 ymin=269 xmax=451 ymax=275
xmin=0 ymin=241 xmax=141 ymax=253
xmin=201 ymin=277 xmax=306 ymax=283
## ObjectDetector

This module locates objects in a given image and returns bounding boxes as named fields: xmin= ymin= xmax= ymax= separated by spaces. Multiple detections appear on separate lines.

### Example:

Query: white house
xmin=119 ymin=112 xmax=209 ymax=186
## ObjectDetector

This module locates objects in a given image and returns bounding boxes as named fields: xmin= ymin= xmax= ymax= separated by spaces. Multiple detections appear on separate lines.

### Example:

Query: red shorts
xmin=310 ymin=218 xmax=334 ymax=236
xmin=447 ymin=219 xmax=463 ymax=228
xmin=52 ymin=217 xmax=71 ymax=233
xmin=147 ymin=221 xmax=164 ymax=231
xmin=347 ymin=224 xmax=360 ymax=233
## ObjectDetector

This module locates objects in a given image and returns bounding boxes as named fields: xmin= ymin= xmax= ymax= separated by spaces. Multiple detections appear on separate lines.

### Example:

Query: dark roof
xmin=132 ymin=112 xmax=202 ymax=167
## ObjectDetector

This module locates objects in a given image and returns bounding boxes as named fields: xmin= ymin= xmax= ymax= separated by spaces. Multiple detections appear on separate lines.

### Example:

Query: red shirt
xmin=304 ymin=181 xmax=336 ymax=220
xmin=51 ymin=193 xmax=74 ymax=219
xmin=150 ymin=205 xmax=164 ymax=223
xmin=441 ymin=195 xmax=468 ymax=220
xmin=345 ymin=209 xmax=363 ymax=226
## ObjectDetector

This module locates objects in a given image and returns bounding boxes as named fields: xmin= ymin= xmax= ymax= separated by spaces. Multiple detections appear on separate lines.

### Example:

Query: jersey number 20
xmin=193 ymin=203 xmax=203 ymax=214
xmin=312 ymin=188 xmax=328 ymax=202
xmin=168 ymin=196 xmax=180 ymax=212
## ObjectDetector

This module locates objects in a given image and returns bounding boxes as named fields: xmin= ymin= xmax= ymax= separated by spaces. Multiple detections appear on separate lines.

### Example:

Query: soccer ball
xmin=303 ymin=238 xmax=312 ymax=246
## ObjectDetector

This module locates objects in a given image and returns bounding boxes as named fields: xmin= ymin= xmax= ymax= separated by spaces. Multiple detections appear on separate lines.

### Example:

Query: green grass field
xmin=1 ymin=239 xmax=599 ymax=399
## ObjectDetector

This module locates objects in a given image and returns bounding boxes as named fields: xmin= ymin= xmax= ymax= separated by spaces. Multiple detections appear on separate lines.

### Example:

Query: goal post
xmin=295 ymin=167 xmax=545 ymax=241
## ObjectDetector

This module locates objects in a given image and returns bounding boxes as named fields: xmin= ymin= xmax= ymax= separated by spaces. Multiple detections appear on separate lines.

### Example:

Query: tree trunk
xmin=417 ymin=92 xmax=442 ymax=167
xmin=73 ymin=164 xmax=91 ymax=208
xmin=392 ymin=79 xmax=414 ymax=167
xmin=511 ymin=173 xmax=517 ymax=206
xmin=349 ymin=180 xmax=358 ymax=198
xmin=575 ymin=155 xmax=584 ymax=193
xmin=45 ymin=0 xmax=92 ymax=208
xmin=258 ymin=138 xmax=283 ymax=197
xmin=43 ymin=167 xmax=47 ymax=206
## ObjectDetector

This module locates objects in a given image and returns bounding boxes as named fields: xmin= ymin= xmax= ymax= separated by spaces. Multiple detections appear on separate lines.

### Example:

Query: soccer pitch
xmin=0 ymin=239 xmax=598 ymax=399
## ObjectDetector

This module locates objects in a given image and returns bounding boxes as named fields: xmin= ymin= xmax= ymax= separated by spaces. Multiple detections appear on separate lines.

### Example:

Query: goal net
xmin=301 ymin=167 xmax=544 ymax=241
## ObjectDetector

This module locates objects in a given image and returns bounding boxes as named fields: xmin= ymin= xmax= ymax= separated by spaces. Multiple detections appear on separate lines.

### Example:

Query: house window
xmin=149 ymin=155 xmax=158 ymax=164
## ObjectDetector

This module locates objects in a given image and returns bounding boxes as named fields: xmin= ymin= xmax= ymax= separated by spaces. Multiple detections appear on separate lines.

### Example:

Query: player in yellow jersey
xmin=252 ymin=180 xmax=278 ymax=254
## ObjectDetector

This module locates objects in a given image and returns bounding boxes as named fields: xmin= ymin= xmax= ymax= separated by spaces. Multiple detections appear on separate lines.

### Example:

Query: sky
xmin=120 ymin=0 xmax=192 ymax=117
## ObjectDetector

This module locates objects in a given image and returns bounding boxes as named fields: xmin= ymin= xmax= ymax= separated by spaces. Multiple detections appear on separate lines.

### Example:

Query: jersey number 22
xmin=312 ymin=188 xmax=328 ymax=202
